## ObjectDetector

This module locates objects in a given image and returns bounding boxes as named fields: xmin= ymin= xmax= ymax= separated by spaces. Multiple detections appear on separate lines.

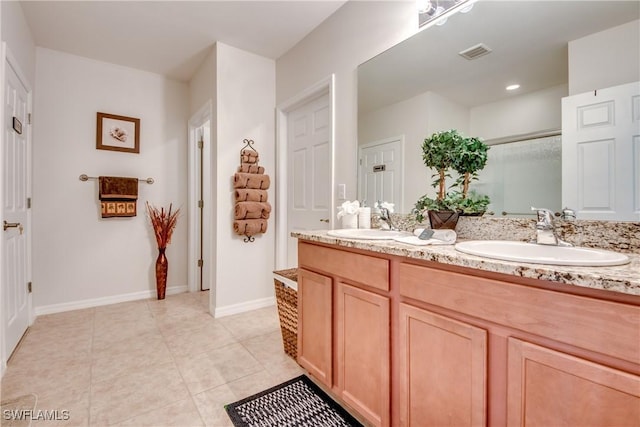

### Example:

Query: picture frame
xmin=96 ymin=112 xmax=140 ymax=154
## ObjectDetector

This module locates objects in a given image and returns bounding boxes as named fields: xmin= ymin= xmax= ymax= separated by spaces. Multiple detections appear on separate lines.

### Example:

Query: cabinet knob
xmin=320 ymin=219 xmax=330 ymax=223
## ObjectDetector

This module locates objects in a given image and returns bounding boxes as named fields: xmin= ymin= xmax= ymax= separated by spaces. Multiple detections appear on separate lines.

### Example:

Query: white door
xmin=287 ymin=93 xmax=332 ymax=267
xmin=3 ymin=55 xmax=31 ymax=359
xmin=188 ymin=104 xmax=212 ymax=294
xmin=359 ymin=136 xmax=403 ymax=211
xmin=562 ymin=81 xmax=640 ymax=220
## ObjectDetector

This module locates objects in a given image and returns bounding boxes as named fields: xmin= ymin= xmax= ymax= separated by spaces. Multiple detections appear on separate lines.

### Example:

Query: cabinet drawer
xmin=299 ymin=242 xmax=389 ymax=291
xmin=399 ymin=262 xmax=640 ymax=365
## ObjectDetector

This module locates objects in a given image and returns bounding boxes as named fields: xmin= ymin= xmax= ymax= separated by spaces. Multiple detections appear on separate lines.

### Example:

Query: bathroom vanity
xmin=293 ymin=231 xmax=640 ymax=427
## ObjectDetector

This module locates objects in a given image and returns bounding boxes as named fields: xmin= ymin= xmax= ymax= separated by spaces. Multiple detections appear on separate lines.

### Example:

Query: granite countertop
xmin=293 ymin=230 xmax=640 ymax=297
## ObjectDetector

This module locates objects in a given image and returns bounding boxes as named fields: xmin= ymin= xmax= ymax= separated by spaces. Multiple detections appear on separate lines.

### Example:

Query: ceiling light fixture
xmin=506 ymin=84 xmax=521 ymax=91
xmin=418 ymin=0 xmax=474 ymax=29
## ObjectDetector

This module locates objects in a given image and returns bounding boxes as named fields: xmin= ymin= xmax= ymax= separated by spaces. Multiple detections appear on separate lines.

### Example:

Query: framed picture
xmin=96 ymin=112 xmax=140 ymax=153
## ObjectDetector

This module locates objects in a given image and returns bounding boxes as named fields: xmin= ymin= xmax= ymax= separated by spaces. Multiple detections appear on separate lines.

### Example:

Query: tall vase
xmin=155 ymin=248 xmax=168 ymax=300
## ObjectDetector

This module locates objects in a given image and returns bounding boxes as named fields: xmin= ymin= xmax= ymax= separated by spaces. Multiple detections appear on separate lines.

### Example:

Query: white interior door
xmin=562 ymin=81 xmax=640 ymax=220
xmin=188 ymin=103 xmax=212 ymax=295
xmin=359 ymin=136 xmax=403 ymax=211
xmin=287 ymin=93 xmax=331 ymax=268
xmin=3 ymin=55 xmax=31 ymax=359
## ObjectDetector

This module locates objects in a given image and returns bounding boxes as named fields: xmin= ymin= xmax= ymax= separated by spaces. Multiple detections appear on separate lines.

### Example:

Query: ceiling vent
xmin=459 ymin=43 xmax=492 ymax=60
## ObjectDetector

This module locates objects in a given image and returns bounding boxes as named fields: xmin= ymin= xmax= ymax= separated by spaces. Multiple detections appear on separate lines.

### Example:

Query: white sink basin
xmin=327 ymin=229 xmax=409 ymax=240
xmin=455 ymin=240 xmax=630 ymax=266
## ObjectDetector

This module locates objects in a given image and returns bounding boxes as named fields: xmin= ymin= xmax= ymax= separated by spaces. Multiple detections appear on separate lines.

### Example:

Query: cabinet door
xmin=297 ymin=268 xmax=333 ymax=387
xmin=398 ymin=304 xmax=487 ymax=427
xmin=508 ymin=338 xmax=640 ymax=426
xmin=336 ymin=282 xmax=390 ymax=427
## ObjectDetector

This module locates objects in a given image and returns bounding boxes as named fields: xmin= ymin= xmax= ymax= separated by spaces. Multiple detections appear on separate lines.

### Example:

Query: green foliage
xmin=421 ymin=130 xmax=464 ymax=200
xmin=456 ymin=190 xmax=491 ymax=214
xmin=451 ymin=136 xmax=489 ymax=197
xmin=415 ymin=130 xmax=491 ymax=221
xmin=421 ymin=129 xmax=463 ymax=172
xmin=412 ymin=193 xmax=462 ymax=222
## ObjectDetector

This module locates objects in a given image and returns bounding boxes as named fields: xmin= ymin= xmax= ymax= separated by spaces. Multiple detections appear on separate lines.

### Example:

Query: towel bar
xmin=79 ymin=174 xmax=154 ymax=184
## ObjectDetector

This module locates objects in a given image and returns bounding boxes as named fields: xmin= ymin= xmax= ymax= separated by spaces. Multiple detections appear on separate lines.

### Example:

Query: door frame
xmin=358 ymin=135 xmax=405 ymax=212
xmin=187 ymin=101 xmax=213 ymax=293
xmin=1 ymin=43 xmax=34 ymax=373
xmin=275 ymin=75 xmax=335 ymax=270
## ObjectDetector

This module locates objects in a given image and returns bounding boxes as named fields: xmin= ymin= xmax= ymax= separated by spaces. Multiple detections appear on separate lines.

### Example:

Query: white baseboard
xmin=213 ymin=296 xmax=275 ymax=318
xmin=34 ymin=285 xmax=188 ymax=316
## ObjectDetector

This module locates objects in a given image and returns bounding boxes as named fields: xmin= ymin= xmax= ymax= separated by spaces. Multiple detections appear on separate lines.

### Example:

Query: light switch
xmin=337 ymin=184 xmax=346 ymax=200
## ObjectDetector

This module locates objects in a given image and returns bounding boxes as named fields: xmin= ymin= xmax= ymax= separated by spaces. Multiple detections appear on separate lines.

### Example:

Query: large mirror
xmin=357 ymin=0 xmax=639 ymax=217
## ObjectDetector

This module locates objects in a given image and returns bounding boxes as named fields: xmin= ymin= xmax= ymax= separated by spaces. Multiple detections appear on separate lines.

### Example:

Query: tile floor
xmin=1 ymin=291 xmax=304 ymax=426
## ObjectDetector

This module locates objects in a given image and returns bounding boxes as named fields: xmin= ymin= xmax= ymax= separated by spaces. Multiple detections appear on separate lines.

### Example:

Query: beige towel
xmin=233 ymin=172 xmax=270 ymax=190
xmin=235 ymin=189 xmax=268 ymax=203
xmin=233 ymin=219 xmax=268 ymax=237
xmin=238 ymin=164 xmax=265 ymax=174
xmin=241 ymin=149 xmax=259 ymax=164
xmin=235 ymin=202 xmax=271 ymax=220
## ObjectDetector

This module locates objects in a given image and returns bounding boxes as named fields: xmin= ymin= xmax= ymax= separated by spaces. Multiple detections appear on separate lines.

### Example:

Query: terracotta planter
xmin=155 ymin=248 xmax=168 ymax=300
xmin=428 ymin=210 xmax=459 ymax=230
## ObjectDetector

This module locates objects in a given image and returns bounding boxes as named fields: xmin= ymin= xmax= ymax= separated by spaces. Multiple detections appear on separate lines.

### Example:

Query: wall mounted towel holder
xmin=233 ymin=139 xmax=270 ymax=243
xmin=240 ymin=139 xmax=258 ymax=164
xmin=79 ymin=174 xmax=154 ymax=184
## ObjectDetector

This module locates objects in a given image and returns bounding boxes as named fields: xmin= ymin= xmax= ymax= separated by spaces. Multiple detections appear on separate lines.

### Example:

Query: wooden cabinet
xmin=398 ymin=304 xmax=487 ymax=427
xmin=298 ymin=242 xmax=391 ymax=426
xmin=507 ymin=338 xmax=640 ymax=426
xmin=297 ymin=268 xmax=333 ymax=387
xmin=336 ymin=282 xmax=390 ymax=427
xmin=297 ymin=240 xmax=640 ymax=427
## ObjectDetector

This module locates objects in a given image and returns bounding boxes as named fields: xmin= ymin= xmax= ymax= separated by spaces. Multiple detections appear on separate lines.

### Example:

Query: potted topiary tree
xmin=413 ymin=130 xmax=491 ymax=228
xmin=413 ymin=129 xmax=464 ymax=229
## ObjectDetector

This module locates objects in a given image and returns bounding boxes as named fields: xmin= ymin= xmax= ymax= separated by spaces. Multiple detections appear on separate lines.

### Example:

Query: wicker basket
xmin=273 ymin=268 xmax=298 ymax=359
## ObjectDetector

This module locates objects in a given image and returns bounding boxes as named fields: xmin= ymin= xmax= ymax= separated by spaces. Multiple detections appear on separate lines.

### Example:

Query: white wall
xmin=189 ymin=47 xmax=216 ymax=117
xmin=32 ymin=48 xmax=189 ymax=312
xmin=214 ymin=43 xmax=276 ymax=315
xmin=568 ymin=19 xmax=640 ymax=96
xmin=1 ymin=1 xmax=36 ymax=84
xmin=470 ymin=84 xmax=567 ymax=140
xmin=277 ymin=1 xmax=416 ymax=204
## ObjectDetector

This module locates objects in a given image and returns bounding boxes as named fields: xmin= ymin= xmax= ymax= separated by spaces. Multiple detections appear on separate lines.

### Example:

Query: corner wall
xmin=214 ymin=43 xmax=276 ymax=315
xmin=276 ymin=1 xmax=416 ymax=205
xmin=1 ymin=1 xmax=36 ymax=84
xmin=32 ymin=48 xmax=189 ymax=313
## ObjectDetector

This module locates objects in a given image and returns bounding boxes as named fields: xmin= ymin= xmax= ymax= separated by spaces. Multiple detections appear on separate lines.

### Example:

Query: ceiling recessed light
xmin=506 ymin=84 xmax=520 ymax=91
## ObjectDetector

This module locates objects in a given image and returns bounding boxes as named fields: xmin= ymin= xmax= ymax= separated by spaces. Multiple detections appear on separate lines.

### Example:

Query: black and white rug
xmin=225 ymin=375 xmax=363 ymax=427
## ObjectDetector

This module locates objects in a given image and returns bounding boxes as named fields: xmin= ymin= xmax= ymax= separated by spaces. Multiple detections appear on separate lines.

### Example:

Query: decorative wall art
xmin=96 ymin=112 xmax=140 ymax=153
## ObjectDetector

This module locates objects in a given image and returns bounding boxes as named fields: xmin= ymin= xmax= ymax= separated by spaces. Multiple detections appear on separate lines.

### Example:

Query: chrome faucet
xmin=377 ymin=201 xmax=398 ymax=231
xmin=561 ymin=207 xmax=576 ymax=221
xmin=531 ymin=207 xmax=572 ymax=246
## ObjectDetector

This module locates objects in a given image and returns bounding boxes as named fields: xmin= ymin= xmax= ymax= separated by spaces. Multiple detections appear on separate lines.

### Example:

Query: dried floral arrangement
xmin=146 ymin=202 xmax=180 ymax=249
